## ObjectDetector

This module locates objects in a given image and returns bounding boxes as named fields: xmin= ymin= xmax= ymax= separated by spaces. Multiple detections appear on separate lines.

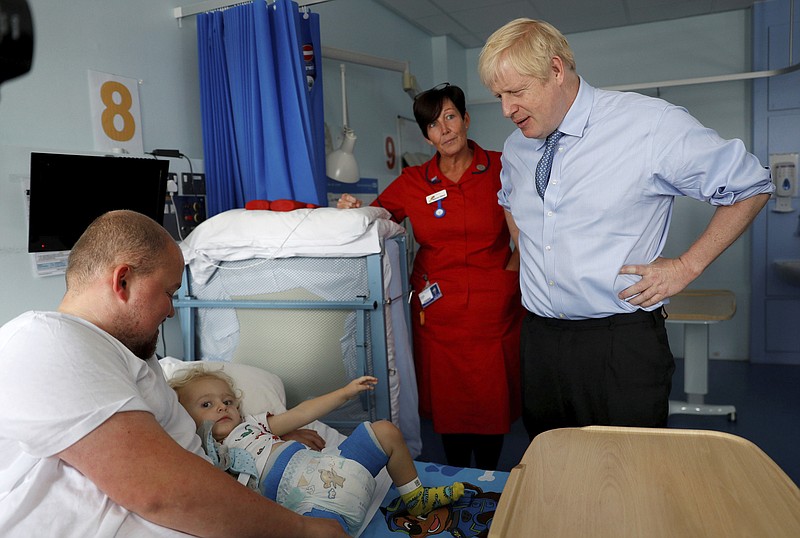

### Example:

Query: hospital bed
xmin=171 ymin=207 xmax=509 ymax=536
xmin=174 ymin=206 xmax=420 ymax=454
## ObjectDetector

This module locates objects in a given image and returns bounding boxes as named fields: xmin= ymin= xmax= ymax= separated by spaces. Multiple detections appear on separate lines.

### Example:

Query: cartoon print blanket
xmin=359 ymin=461 xmax=509 ymax=537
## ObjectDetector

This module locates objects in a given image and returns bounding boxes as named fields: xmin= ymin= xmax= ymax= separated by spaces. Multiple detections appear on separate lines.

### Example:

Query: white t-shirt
xmin=224 ymin=413 xmax=283 ymax=477
xmin=0 ymin=311 xmax=204 ymax=537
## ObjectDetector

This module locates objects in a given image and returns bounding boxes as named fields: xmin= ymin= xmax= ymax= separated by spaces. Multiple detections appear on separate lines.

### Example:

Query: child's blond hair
xmin=168 ymin=366 xmax=244 ymax=407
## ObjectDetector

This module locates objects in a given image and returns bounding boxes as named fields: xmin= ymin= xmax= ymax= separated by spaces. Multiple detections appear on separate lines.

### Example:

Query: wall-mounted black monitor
xmin=28 ymin=152 xmax=169 ymax=253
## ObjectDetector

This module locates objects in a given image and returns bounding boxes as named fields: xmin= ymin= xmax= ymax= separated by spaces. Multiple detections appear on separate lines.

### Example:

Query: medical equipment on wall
xmin=326 ymin=63 xmax=359 ymax=183
xmin=770 ymin=153 xmax=798 ymax=213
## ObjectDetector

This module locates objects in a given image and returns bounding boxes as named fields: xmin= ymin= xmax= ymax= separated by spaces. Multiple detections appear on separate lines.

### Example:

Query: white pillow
xmin=160 ymin=357 xmax=287 ymax=416
xmin=178 ymin=207 xmax=407 ymax=285
xmin=180 ymin=207 xmax=391 ymax=253
xmin=159 ymin=357 xmax=347 ymax=448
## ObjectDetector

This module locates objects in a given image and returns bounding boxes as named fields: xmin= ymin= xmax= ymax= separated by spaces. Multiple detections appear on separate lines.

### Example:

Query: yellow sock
xmin=398 ymin=480 xmax=465 ymax=516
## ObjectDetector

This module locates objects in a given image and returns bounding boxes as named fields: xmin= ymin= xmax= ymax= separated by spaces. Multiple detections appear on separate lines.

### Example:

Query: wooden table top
xmin=489 ymin=426 xmax=800 ymax=537
xmin=664 ymin=289 xmax=736 ymax=322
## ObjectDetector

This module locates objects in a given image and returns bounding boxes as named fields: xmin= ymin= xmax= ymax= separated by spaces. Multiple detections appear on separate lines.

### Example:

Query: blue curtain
xmin=197 ymin=0 xmax=326 ymax=217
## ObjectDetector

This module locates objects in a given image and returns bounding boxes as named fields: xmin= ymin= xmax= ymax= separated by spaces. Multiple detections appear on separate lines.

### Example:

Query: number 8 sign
xmin=88 ymin=70 xmax=144 ymax=154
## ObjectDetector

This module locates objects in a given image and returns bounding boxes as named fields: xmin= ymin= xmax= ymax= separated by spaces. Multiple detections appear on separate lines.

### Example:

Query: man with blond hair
xmin=478 ymin=18 xmax=773 ymax=440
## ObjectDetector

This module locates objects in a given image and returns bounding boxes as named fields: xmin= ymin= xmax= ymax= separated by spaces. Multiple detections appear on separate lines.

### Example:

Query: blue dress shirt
xmin=499 ymin=77 xmax=774 ymax=319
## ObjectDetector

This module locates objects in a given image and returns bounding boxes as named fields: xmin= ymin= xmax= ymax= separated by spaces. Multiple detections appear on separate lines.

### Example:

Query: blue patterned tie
xmin=535 ymin=130 xmax=563 ymax=199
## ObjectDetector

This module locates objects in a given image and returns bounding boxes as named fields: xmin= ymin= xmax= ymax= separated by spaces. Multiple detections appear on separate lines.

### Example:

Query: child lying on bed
xmin=170 ymin=367 xmax=463 ymax=535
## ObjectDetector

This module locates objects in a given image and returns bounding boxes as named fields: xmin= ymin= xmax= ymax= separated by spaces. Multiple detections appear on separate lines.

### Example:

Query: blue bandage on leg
xmin=337 ymin=422 xmax=388 ymax=477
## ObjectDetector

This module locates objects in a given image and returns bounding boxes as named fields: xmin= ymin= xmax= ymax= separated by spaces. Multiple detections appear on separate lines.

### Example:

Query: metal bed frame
xmin=172 ymin=235 xmax=410 ymax=429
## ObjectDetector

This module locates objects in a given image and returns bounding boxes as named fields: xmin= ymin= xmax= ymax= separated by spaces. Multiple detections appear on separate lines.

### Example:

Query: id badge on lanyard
xmin=417 ymin=276 xmax=442 ymax=327
xmin=418 ymin=274 xmax=443 ymax=309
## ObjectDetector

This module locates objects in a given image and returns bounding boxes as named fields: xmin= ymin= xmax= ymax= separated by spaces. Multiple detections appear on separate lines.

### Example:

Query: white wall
xmin=0 ymin=0 xmax=202 ymax=357
xmin=0 ymin=1 xmax=756 ymax=360
xmin=0 ymin=1 xmax=203 ymax=154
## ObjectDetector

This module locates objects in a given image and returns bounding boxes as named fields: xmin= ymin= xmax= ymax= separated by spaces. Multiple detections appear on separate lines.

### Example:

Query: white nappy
xmin=276 ymin=449 xmax=377 ymax=532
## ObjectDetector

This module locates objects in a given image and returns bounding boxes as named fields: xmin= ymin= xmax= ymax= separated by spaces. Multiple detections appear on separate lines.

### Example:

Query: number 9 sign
xmin=385 ymin=135 xmax=396 ymax=171
xmin=88 ymin=70 xmax=144 ymax=154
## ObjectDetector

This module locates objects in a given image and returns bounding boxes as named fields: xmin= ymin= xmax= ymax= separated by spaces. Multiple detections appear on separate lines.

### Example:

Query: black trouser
xmin=521 ymin=308 xmax=675 ymax=441
xmin=441 ymin=433 xmax=504 ymax=470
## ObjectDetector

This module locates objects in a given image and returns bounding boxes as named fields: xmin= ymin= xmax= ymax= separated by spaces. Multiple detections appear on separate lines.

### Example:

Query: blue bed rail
xmin=173 ymin=235 xmax=410 ymax=428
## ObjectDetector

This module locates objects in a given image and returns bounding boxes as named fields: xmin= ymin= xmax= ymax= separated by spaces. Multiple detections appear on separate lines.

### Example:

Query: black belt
xmin=527 ymin=307 xmax=665 ymax=329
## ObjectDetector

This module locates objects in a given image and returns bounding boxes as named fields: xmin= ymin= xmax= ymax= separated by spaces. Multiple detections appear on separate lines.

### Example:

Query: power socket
xmin=173 ymin=194 xmax=207 ymax=235
xmin=181 ymin=172 xmax=206 ymax=195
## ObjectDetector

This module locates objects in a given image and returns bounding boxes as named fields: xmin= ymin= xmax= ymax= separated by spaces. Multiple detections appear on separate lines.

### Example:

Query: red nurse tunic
xmin=373 ymin=140 xmax=523 ymax=434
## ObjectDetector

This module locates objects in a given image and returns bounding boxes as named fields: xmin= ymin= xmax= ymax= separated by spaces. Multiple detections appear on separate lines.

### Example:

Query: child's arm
xmin=266 ymin=376 xmax=377 ymax=437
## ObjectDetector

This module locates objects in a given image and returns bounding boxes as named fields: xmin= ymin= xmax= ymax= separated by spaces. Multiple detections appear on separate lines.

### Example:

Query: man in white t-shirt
xmin=0 ymin=210 xmax=346 ymax=538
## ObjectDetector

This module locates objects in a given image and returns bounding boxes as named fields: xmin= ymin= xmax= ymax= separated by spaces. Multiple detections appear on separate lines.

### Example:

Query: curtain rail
xmin=176 ymin=0 xmax=420 ymax=97
xmin=174 ymin=0 xmax=328 ymax=20
xmin=175 ymin=0 xmax=418 ymax=95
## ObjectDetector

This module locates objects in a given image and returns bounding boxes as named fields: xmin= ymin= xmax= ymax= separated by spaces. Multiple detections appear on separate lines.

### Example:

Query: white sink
xmin=774 ymin=259 xmax=800 ymax=286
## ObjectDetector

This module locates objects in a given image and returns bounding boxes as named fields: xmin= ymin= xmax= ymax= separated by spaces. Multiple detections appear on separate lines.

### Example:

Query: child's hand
xmin=344 ymin=376 xmax=378 ymax=399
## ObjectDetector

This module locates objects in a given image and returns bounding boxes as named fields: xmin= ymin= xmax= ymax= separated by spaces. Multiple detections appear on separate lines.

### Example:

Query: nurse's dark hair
xmin=413 ymin=83 xmax=467 ymax=139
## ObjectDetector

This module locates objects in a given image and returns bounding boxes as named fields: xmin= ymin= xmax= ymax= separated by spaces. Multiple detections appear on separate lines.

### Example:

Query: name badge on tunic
xmin=426 ymin=189 xmax=448 ymax=204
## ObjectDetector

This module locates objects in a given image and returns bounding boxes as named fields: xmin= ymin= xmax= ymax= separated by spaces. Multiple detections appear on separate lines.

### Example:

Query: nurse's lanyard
xmin=423 ymin=147 xmax=491 ymax=218
xmin=426 ymin=189 xmax=447 ymax=218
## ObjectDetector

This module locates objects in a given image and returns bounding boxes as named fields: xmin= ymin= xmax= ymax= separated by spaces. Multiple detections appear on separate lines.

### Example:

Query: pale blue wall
xmin=750 ymin=0 xmax=800 ymax=364
xmin=0 ymin=0 xmax=205 ymax=357
xmin=0 ymin=0 xmax=761 ymax=360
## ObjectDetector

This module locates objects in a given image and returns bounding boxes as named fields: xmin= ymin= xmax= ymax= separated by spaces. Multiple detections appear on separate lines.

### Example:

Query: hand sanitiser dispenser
xmin=770 ymin=153 xmax=798 ymax=213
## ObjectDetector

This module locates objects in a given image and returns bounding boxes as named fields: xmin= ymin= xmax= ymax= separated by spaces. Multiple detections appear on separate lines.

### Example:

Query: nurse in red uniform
xmin=338 ymin=83 xmax=523 ymax=470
